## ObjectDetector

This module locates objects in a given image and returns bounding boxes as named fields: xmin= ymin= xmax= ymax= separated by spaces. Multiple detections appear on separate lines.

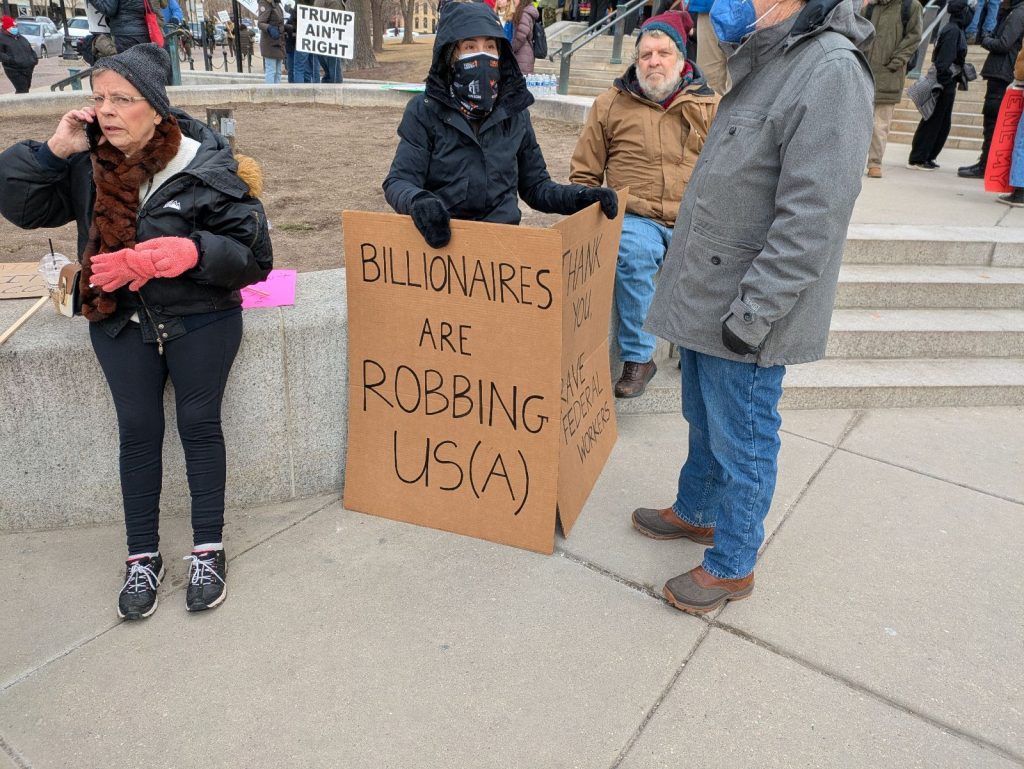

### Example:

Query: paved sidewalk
xmin=852 ymin=143 xmax=1024 ymax=228
xmin=2 ymin=407 xmax=1022 ymax=768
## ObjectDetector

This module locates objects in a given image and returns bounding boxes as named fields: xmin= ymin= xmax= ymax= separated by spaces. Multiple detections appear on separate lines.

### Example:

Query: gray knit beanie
xmin=94 ymin=44 xmax=172 ymax=118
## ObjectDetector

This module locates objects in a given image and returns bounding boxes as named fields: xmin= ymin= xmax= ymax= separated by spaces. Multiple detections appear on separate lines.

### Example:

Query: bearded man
xmin=570 ymin=10 xmax=719 ymax=398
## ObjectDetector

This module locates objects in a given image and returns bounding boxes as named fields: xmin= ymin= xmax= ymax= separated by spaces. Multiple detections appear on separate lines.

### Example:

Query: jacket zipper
xmin=135 ymin=288 xmax=164 ymax=355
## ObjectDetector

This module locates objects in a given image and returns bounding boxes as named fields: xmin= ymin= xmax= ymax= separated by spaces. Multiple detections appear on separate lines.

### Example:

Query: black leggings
xmin=90 ymin=315 xmax=243 ymax=555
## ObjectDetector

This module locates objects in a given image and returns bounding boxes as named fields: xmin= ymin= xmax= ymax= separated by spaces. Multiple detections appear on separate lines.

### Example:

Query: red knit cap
xmin=639 ymin=10 xmax=694 ymax=53
xmin=1 ymin=16 xmax=16 ymax=31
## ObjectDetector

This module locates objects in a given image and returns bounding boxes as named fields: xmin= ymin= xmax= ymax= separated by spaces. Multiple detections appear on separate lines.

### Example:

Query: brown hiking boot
xmin=663 ymin=566 xmax=754 ymax=615
xmin=615 ymin=361 xmax=656 ymax=398
xmin=631 ymin=507 xmax=715 ymax=544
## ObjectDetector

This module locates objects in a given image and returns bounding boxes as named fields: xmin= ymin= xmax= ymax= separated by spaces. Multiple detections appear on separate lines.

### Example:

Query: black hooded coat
xmin=382 ymin=2 xmax=585 ymax=224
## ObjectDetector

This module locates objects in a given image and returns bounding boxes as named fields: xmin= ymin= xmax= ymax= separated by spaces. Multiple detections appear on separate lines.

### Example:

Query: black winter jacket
xmin=0 ymin=30 xmax=38 ymax=71
xmin=383 ymin=2 xmax=586 ymax=224
xmin=0 ymin=109 xmax=272 ymax=339
xmin=933 ymin=18 xmax=968 ymax=88
xmin=981 ymin=0 xmax=1024 ymax=83
xmin=90 ymin=0 xmax=151 ymax=48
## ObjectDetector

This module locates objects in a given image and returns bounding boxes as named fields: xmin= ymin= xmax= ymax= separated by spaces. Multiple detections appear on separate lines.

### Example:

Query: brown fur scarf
xmin=80 ymin=117 xmax=182 ymax=322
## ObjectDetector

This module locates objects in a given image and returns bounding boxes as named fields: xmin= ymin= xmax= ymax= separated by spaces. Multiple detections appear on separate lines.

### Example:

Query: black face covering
xmin=450 ymin=51 xmax=501 ymax=118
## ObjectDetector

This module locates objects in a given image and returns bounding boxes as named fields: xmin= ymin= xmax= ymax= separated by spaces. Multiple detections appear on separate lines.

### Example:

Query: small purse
xmin=143 ymin=0 xmax=165 ymax=46
xmin=53 ymin=262 xmax=82 ymax=318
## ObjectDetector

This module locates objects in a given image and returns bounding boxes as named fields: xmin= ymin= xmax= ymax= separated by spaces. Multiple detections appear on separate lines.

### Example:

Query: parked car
xmin=66 ymin=17 xmax=90 ymax=38
xmin=14 ymin=18 xmax=64 ymax=58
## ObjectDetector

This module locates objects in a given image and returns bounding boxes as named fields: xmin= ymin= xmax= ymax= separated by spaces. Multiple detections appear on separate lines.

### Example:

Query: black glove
xmin=410 ymin=194 xmax=452 ymax=249
xmin=722 ymin=319 xmax=760 ymax=356
xmin=576 ymin=187 xmax=618 ymax=219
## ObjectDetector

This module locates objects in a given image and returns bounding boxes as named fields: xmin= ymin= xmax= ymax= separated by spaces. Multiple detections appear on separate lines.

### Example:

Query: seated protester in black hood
xmin=383 ymin=1 xmax=617 ymax=248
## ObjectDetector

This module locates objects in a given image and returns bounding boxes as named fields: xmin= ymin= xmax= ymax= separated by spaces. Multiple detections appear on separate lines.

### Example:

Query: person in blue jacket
xmin=163 ymin=0 xmax=183 ymax=30
xmin=383 ymin=1 xmax=617 ymax=248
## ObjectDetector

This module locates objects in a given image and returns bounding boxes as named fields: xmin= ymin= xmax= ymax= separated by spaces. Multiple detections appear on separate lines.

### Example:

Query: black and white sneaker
xmin=118 ymin=554 xmax=165 ymax=620
xmin=184 ymin=549 xmax=228 ymax=612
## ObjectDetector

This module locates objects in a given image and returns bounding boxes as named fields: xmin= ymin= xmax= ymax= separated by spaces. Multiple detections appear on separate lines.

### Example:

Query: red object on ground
xmin=985 ymin=87 xmax=1024 ymax=193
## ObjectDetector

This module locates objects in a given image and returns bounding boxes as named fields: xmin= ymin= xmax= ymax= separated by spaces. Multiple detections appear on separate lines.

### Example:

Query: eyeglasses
xmin=83 ymin=94 xmax=148 ymax=109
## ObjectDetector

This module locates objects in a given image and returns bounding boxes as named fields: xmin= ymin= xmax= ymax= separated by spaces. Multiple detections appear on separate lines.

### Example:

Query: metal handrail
xmin=552 ymin=0 xmax=648 ymax=94
xmin=551 ymin=0 xmax=648 ymax=62
xmin=908 ymin=0 xmax=945 ymax=79
xmin=50 ymin=65 xmax=94 ymax=92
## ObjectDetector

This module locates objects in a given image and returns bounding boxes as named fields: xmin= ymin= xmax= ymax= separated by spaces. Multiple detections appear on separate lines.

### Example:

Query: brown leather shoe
xmin=631 ymin=507 xmax=715 ymax=544
xmin=663 ymin=566 xmax=754 ymax=615
xmin=615 ymin=360 xmax=657 ymax=398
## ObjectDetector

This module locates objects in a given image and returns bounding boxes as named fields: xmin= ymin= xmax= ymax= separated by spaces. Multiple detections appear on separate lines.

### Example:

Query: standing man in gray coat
xmin=632 ymin=0 xmax=873 ymax=613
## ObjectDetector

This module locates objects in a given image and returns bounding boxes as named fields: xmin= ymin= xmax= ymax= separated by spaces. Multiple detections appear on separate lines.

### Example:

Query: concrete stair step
xmin=561 ymin=85 xmax=610 ymax=96
xmin=836 ymin=265 xmax=1024 ymax=308
xmin=615 ymin=357 xmax=1024 ymax=412
xmin=890 ymin=120 xmax=982 ymax=138
xmin=843 ymin=225 xmax=1024 ymax=266
xmin=887 ymin=129 xmax=982 ymax=150
xmin=893 ymin=108 xmax=983 ymax=126
xmin=826 ymin=308 xmax=1024 ymax=358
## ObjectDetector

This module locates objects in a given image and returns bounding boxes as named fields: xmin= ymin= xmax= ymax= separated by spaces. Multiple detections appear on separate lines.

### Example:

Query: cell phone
xmin=85 ymin=119 xmax=103 ymax=152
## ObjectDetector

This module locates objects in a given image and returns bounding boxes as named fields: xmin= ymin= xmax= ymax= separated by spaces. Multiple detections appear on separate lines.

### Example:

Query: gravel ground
xmin=0 ymin=102 xmax=582 ymax=271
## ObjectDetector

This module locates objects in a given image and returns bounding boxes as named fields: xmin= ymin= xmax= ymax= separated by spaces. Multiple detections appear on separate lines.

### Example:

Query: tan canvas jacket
xmin=569 ymin=71 xmax=719 ymax=228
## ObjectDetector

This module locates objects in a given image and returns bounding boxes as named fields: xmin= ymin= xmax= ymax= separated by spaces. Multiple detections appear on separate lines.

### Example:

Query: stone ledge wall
xmin=0 ymin=271 xmax=348 ymax=531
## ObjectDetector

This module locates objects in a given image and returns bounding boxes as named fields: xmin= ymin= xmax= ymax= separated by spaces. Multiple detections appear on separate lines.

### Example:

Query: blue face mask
xmin=8 ymin=26 xmax=19 ymax=35
xmin=709 ymin=0 xmax=756 ymax=44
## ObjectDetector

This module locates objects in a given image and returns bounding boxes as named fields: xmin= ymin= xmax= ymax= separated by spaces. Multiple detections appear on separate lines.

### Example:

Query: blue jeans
xmin=967 ymin=0 xmax=998 ymax=37
xmin=287 ymin=51 xmax=296 ymax=82
xmin=615 ymin=214 xmax=672 ymax=363
xmin=672 ymin=348 xmax=785 ymax=579
xmin=320 ymin=55 xmax=343 ymax=83
xmin=292 ymin=51 xmax=320 ymax=83
xmin=264 ymin=57 xmax=282 ymax=84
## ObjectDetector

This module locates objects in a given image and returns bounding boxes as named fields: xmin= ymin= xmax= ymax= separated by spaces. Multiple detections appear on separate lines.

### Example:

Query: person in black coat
xmin=909 ymin=0 xmax=971 ymax=169
xmin=89 ymin=0 xmax=152 ymax=52
xmin=958 ymin=0 xmax=1024 ymax=177
xmin=0 ymin=46 xmax=272 ymax=620
xmin=383 ymin=1 xmax=617 ymax=248
xmin=0 ymin=16 xmax=38 ymax=93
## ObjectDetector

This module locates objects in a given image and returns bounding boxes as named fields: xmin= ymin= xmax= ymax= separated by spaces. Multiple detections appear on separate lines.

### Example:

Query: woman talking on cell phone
xmin=0 ymin=44 xmax=272 ymax=621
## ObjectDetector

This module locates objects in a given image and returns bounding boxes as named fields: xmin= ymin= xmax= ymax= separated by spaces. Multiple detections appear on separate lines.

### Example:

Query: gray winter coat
xmin=645 ymin=0 xmax=874 ymax=367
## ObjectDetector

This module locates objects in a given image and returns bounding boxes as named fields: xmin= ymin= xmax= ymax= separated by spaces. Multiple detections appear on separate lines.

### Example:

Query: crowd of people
xmin=1 ymin=0 xmax=1021 ymax=619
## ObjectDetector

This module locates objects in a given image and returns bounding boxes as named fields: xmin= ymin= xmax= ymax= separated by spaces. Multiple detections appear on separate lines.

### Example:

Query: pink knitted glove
xmin=133 ymin=237 xmax=199 ymax=279
xmin=89 ymin=248 xmax=150 ymax=292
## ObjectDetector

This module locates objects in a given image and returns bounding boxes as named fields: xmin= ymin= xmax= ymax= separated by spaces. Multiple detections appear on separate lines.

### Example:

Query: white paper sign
xmin=237 ymin=0 xmax=259 ymax=14
xmin=295 ymin=4 xmax=355 ymax=60
xmin=217 ymin=10 xmax=230 ymax=22
xmin=85 ymin=1 xmax=111 ymax=33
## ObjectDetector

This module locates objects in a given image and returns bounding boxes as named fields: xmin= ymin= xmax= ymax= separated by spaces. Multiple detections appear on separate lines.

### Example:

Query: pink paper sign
xmin=241 ymin=269 xmax=297 ymax=309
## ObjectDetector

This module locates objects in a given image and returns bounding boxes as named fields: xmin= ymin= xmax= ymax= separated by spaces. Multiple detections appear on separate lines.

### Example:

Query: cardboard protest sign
xmin=85 ymin=1 xmax=111 ymax=33
xmin=0 ymin=264 xmax=48 ymax=300
xmin=553 ymin=206 xmax=620 ymax=536
xmin=985 ymin=87 xmax=1024 ymax=193
xmin=343 ymin=194 xmax=624 ymax=554
xmin=217 ymin=10 xmax=230 ymax=23
xmin=295 ymin=4 xmax=355 ymax=60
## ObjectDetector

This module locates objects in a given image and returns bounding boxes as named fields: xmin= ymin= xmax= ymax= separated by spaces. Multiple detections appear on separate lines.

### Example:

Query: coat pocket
xmin=432 ymin=176 xmax=470 ymax=213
